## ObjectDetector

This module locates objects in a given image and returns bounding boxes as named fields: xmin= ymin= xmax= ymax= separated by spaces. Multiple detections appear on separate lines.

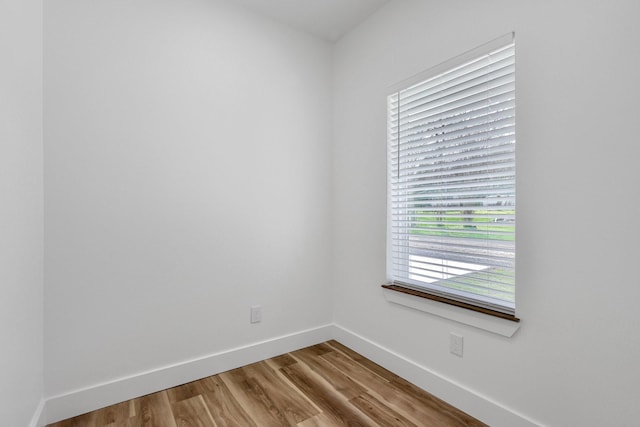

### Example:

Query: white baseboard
xmin=331 ymin=324 xmax=542 ymax=427
xmin=43 ymin=324 xmax=333 ymax=426
xmin=28 ymin=398 xmax=46 ymax=427
xmin=41 ymin=323 xmax=540 ymax=427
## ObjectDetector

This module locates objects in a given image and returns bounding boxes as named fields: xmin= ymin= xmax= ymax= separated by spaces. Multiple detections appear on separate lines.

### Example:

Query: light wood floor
xmin=48 ymin=340 xmax=486 ymax=427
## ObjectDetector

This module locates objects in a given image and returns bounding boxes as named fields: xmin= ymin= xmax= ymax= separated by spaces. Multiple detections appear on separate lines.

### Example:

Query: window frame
xmin=385 ymin=33 xmax=519 ymax=324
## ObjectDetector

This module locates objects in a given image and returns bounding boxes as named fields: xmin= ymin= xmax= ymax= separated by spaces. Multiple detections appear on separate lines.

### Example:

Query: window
xmin=386 ymin=34 xmax=517 ymax=320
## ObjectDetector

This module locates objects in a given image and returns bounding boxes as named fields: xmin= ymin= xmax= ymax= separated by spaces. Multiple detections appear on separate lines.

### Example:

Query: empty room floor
xmin=47 ymin=340 xmax=486 ymax=426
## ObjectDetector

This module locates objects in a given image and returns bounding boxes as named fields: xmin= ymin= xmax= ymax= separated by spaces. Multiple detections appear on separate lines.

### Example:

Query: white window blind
xmin=387 ymin=34 xmax=516 ymax=316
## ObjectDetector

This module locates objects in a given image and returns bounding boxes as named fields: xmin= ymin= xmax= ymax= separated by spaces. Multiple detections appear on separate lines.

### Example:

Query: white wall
xmin=44 ymin=0 xmax=333 ymax=398
xmin=333 ymin=0 xmax=640 ymax=426
xmin=40 ymin=0 xmax=640 ymax=425
xmin=0 ymin=0 xmax=44 ymax=424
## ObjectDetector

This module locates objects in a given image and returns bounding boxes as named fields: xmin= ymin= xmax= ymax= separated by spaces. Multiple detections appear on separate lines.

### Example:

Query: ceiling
xmin=229 ymin=0 xmax=390 ymax=42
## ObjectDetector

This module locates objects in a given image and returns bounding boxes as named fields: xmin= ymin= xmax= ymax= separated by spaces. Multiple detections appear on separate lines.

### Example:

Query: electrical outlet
xmin=450 ymin=333 xmax=463 ymax=357
xmin=250 ymin=305 xmax=262 ymax=324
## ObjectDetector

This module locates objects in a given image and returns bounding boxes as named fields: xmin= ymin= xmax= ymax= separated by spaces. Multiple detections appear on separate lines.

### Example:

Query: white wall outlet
xmin=450 ymin=333 xmax=463 ymax=357
xmin=250 ymin=305 xmax=262 ymax=324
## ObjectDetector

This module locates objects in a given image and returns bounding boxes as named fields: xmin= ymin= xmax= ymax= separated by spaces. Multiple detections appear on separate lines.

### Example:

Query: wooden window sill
xmin=382 ymin=284 xmax=521 ymax=338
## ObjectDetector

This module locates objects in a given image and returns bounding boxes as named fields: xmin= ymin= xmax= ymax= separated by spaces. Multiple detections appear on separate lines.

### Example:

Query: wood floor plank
xmin=300 ymin=342 xmax=334 ymax=356
xmin=99 ymin=400 xmax=134 ymax=425
xmin=349 ymin=392 xmax=418 ymax=427
xmin=321 ymin=346 xmax=485 ymax=427
xmin=199 ymin=376 xmax=258 ymax=427
xmin=321 ymin=349 xmax=390 ymax=391
xmin=290 ymin=347 xmax=367 ymax=400
xmin=280 ymin=361 xmax=374 ymax=426
xmin=269 ymin=353 xmax=298 ymax=369
xmin=219 ymin=367 xmax=291 ymax=427
xmin=129 ymin=398 xmax=141 ymax=418
xmin=244 ymin=361 xmax=321 ymax=423
xmin=389 ymin=377 xmax=487 ymax=427
xmin=138 ymin=391 xmax=178 ymax=427
xmin=321 ymin=347 xmax=452 ymax=426
xmin=171 ymin=395 xmax=217 ymax=427
xmin=296 ymin=412 xmax=346 ymax=427
xmin=166 ymin=379 xmax=210 ymax=404
xmin=104 ymin=399 xmax=141 ymax=427
xmin=263 ymin=357 xmax=324 ymax=416
xmin=104 ymin=414 xmax=143 ymax=427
